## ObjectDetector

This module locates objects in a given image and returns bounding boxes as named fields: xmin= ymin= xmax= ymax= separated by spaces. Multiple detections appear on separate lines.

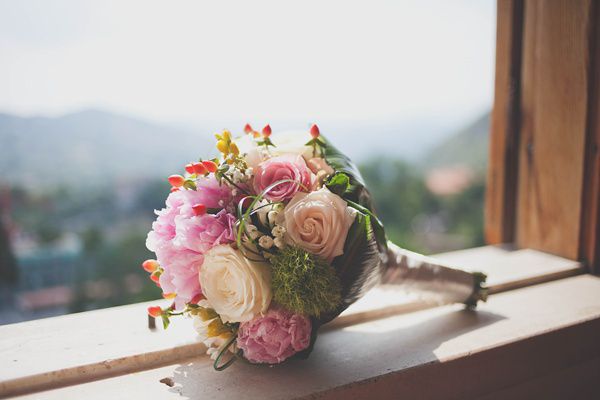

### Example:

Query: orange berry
xmin=168 ymin=175 xmax=185 ymax=187
xmin=150 ymin=272 xmax=160 ymax=283
xmin=244 ymin=123 xmax=253 ymax=134
xmin=310 ymin=124 xmax=320 ymax=139
xmin=192 ymin=204 xmax=207 ymax=216
xmin=142 ymin=259 xmax=159 ymax=273
xmin=202 ymin=160 xmax=218 ymax=173
xmin=184 ymin=163 xmax=195 ymax=174
xmin=192 ymin=162 xmax=206 ymax=175
xmin=170 ymin=187 xmax=179 ymax=193
xmin=147 ymin=306 xmax=162 ymax=317
xmin=262 ymin=124 xmax=272 ymax=138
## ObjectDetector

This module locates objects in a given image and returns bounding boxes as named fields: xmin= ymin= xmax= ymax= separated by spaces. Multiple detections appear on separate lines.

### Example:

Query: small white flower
xmin=272 ymin=225 xmax=285 ymax=237
xmin=267 ymin=210 xmax=279 ymax=228
xmin=232 ymin=189 xmax=239 ymax=196
xmin=245 ymin=223 xmax=262 ymax=239
xmin=274 ymin=236 xmax=285 ymax=249
xmin=218 ymin=199 xmax=225 ymax=207
xmin=258 ymin=235 xmax=274 ymax=249
xmin=245 ymin=167 xmax=254 ymax=177
xmin=233 ymin=170 xmax=244 ymax=182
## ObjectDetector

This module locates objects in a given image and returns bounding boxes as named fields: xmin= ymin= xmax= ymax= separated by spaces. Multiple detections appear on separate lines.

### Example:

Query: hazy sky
xmin=0 ymin=0 xmax=496 ymax=126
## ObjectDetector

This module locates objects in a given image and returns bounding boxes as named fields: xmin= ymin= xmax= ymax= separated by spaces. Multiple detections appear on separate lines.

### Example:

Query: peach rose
xmin=281 ymin=188 xmax=355 ymax=262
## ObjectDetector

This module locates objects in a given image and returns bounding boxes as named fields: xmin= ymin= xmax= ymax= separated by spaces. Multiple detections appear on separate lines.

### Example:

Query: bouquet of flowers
xmin=143 ymin=124 xmax=487 ymax=370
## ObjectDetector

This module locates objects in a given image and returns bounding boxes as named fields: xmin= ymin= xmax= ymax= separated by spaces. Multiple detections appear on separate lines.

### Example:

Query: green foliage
xmin=325 ymin=172 xmax=350 ymax=197
xmin=270 ymin=246 xmax=341 ymax=317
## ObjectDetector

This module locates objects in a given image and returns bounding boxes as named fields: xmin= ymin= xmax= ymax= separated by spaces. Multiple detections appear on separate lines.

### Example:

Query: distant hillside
xmin=0 ymin=110 xmax=214 ymax=190
xmin=423 ymin=112 xmax=490 ymax=174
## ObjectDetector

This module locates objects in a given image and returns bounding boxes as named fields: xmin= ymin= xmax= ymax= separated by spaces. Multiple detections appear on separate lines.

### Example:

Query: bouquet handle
xmin=381 ymin=242 xmax=487 ymax=307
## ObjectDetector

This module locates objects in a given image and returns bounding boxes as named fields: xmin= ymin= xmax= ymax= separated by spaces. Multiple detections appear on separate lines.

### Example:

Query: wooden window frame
xmin=2 ymin=1 xmax=600 ymax=398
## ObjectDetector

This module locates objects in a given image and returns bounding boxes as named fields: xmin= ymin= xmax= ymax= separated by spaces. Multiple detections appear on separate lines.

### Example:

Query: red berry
xmin=185 ymin=163 xmax=195 ymax=174
xmin=192 ymin=203 xmax=207 ymax=216
xmin=310 ymin=124 xmax=320 ymax=139
xmin=244 ymin=123 xmax=253 ymax=134
xmin=142 ymin=259 xmax=159 ymax=273
xmin=262 ymin=124 xmax=272 ymax=138
xmin=147 ymin=306 xmax=162 ymax=317
xmin=168 ymin=175 xmax=185 ymax=187
xmin=170 ymin=187 xmax=179 ymax=193
xmin=202 ymin=160 xmax=218 ymax=173
xmin=190 ymin=293 xmax=206 ymax=304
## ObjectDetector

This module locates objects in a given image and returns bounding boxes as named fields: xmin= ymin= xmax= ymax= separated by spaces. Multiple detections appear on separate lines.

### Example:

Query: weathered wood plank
xmin=485 ymin=0 xmax=524 ymax=244
xmin=579 ymin=1 xmax=600 ymax=274
xmin=14 ymin=275 xmax=600 ymax=400
xmin=515 ymin=0 xmax=593 ymax=259
xmin=0 ymin=246 xmax=582 ymax=398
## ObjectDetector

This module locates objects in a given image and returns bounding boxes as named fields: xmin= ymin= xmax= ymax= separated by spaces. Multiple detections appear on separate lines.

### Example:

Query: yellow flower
xmin=217 ymin=140 xmax=229 ymax=154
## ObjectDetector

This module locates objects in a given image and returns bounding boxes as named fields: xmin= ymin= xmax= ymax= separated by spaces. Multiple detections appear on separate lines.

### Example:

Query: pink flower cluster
xmin=146 ymin=176 xmax=236 ymax=308
xmin=236 ymin=305 xmax=312 ymax=364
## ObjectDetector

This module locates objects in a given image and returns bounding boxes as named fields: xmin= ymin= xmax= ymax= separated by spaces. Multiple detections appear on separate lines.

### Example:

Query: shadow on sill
xmin=162 ymin=308 xmax=505 ymax=399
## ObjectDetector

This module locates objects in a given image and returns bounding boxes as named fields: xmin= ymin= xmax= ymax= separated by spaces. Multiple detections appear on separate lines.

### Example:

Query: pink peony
xmin=145 ymin=176 xmax=235 ymax=308
xmin=253 ymin=154 xmax=316 ymax=202
xmin=236 ymin=304 xmax=312 ymax=364
xmin=176 ymin=209 xmax=237 ymax=254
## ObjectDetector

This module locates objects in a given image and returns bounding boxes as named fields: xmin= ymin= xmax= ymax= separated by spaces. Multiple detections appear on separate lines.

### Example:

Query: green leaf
xmin=183 ymin=180 xmax=197 ymax=190
xmin=325 ymin=172 xmax=350 ymax=197
xmin=161 ymin=315 xmax=170 ymax=329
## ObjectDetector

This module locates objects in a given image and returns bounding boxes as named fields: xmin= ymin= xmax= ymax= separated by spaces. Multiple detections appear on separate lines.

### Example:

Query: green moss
xmin=270 ymin=246 xmax=341 ymax=317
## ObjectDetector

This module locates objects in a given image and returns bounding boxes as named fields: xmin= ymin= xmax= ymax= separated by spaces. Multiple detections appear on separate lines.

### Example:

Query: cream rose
xmin=281 ymin=187 xmax=356 ymax=262
xmin=199 ymin=245 xmax=272 ymax=323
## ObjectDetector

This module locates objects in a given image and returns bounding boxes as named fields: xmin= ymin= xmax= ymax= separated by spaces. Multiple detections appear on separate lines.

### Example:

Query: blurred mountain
xmin=0 ymin=109 xmax=214 ymax=190
xmin=423 ymin=111 xmax=490 ymax=174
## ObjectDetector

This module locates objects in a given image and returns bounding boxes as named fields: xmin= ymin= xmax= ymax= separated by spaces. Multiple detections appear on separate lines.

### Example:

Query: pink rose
xmin=237 ymin=304 xmax=312 ymax=364
xmin=253 ymin=154 xmax=316 ymax=202
xmin=281 ymin=187 xmax=355 ymax=262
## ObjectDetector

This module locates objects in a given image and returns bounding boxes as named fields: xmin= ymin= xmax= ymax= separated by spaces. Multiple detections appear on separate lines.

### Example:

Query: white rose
xmin=199 ymin=245 xmax=272 ymax=323
xmin=281 ymin=187 xmax=356 ymax=263
xmin=237 ymin=130 xmax=318 ymax=166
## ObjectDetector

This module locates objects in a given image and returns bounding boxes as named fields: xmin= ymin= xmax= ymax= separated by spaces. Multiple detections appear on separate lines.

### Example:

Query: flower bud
xmin=192 ymin=162 xmax=206 ymax=175
xmin=142 ymin=259 xmax=159 ymax=273
xmin=202 ymin=160 xmax=218 ymax=173
xmin=162 ymin=292 xmax=176 ymax=299
xmin=192 ymin=203 xmax=207 ymax=216
xmin=262 ymin=124 xmax=272 ymax=138
xmin=150 ymin=272 xmax=160 ymax=283
xmin=216 ymin=140 xmax=229 ymax=154
xmin=168 ymin=175 xmax=185 ymax=187
xmin=222 ymin=130 xmax=231 ymax=142
xmin=147 ymin=306 xmax=162 ymax=317
xmin=185 ymin=163 xmax=195 ymax=174
xmin=310 ymin=124 xmax=320 ymax=139
xmin=229 ymin=142 xmax=239 ymax=157
xmin=244 ymin=123 xmax=253 ymax=134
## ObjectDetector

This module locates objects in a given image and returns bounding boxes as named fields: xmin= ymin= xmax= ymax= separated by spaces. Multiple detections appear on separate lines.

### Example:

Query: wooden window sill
xmin=1 ymin=246 xmax=598 ymax=399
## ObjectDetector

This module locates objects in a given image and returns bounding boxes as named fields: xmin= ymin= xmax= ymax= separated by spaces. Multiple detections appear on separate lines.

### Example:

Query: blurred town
xmin=0 ymin=110 xmax=489 ymax=325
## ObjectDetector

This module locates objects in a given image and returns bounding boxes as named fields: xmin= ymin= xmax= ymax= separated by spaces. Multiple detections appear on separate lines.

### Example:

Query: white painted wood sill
xmin=1 ymin=245 xmax=598 ymax=399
